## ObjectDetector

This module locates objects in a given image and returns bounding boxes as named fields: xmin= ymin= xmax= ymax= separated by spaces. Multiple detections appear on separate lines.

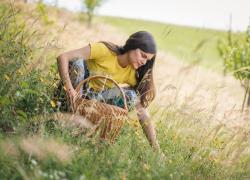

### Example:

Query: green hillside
xmin=97 ymin=16 xmax=238 ymax=71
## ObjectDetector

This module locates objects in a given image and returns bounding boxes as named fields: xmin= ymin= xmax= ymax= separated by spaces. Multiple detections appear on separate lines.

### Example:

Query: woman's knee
xmin=123 ymin=89 xmax=138 ymax=111
xmin=69 ymin=59 xmax=88 ymax=88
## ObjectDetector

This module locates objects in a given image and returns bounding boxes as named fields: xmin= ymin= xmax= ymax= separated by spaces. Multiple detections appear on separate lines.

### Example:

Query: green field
xmin=97 ymin=16 xmax=231 ymax=71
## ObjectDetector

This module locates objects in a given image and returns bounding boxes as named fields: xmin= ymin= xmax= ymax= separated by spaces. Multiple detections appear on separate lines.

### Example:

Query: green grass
xmin=97 ymin=16 xmax=241 ymax=71
xmin=0 ymin=107 xmax=249 ymax=179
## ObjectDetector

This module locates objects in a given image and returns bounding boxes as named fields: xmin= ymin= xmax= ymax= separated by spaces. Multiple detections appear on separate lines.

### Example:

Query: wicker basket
xmin=72 ymin=75 xmax=128 ymax=142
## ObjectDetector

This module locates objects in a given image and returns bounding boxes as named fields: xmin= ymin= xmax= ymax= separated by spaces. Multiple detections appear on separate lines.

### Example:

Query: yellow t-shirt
xmin=86 ymin=42 xmax=137 ymax=91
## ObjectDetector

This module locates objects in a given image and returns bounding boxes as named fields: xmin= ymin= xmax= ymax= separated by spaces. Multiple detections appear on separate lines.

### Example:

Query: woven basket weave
xmin=72 ymin=75 xmax=128 ymax=142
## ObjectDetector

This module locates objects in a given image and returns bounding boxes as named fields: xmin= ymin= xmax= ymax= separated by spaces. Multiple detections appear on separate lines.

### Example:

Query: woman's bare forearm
xmin=56 ymin=46 xmax=90 ymax=93
xmin=140 ymin=117 xmax=160 ymax=150
xmin=136 ymin=103 xmax=160 ymax=150
xmin=57 ymin=55 xmax=74 ymax=92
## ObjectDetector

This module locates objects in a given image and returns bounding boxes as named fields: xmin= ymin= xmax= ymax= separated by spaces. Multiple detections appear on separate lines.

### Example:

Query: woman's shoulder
xmin=89 ymin=42 xmax=107 ymax=50
xmin=89 ymin=42 xmax=114 ymax=59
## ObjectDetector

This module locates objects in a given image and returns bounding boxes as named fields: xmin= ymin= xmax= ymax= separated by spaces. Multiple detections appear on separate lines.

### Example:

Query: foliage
xmin=218 ymin=26 xmax=250 ymax=80
xmin=36 ymin=1 xmax=54 ymax=25
xmin=0 ymin=3 xmax=57 ymax=132
xmin=218 ymin=25 xmax=250 ymax=107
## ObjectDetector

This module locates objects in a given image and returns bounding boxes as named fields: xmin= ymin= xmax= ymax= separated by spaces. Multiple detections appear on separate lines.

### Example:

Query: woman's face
xmin=128 ymin=48 xmax=155 ymax=70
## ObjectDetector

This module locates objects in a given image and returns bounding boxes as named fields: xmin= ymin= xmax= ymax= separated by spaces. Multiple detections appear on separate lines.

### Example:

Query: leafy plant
xmin=218 ymin=25 xmax=250 ymax=110
xmin=0 ymin=3 xmax=57 ymax=132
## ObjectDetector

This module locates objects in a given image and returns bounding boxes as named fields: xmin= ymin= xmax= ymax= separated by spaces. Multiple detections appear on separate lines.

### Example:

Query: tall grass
xmin=1 ymin=104 xmax=249 ymax=179
xmin=0 ymin=2 xmax=249 ymax=179
xmin=0 ymin=3 xmax=57 ymax=132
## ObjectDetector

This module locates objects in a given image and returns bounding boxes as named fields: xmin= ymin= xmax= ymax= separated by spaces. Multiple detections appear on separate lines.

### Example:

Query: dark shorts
xmin=53 ymin=59 xmax=138 ymax=112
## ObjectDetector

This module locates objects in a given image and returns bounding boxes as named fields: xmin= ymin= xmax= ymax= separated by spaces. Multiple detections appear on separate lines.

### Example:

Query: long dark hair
xmin=101 ymin=31 xmax=157 ymax=108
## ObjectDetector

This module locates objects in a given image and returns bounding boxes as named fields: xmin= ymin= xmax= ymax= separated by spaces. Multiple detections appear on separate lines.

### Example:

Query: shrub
xmin=218 ymin=25 xmax=250 ymax=109
xmin=0 ymin=3 xmax=57 ymax=132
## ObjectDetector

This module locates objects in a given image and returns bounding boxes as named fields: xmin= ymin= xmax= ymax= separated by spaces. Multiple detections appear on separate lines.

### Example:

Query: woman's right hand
xmin=66 ymin=88 xmax=78 ymax=109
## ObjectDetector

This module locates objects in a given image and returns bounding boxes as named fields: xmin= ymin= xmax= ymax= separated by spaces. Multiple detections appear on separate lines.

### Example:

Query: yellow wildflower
xmin=50 ymin=100 xmax=56 ymax=108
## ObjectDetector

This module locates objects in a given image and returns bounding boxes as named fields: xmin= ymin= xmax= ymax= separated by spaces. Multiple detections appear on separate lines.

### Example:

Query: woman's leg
xmin=98 ymin=87 xmax=138 ymax=111
xmin=69 ymin=59 xmax=89 ymax=89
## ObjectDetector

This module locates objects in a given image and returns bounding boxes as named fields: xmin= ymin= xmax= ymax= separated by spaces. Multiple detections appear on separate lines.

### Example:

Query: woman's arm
xmin=135 ymin=102 xmax=160 ymax=151
xmin=57 ymin=45 xmax=90 ymax=101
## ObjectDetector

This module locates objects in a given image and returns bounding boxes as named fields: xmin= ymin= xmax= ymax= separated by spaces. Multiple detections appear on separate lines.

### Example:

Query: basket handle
xmin=74 ymin=75 xmax=128 ymax=111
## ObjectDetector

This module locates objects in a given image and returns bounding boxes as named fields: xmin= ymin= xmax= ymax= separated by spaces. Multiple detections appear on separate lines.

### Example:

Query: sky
xmin=43 ymin=0 xmax=250 ymax=31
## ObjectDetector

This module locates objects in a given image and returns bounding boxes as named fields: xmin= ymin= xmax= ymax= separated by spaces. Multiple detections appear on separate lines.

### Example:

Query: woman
xmin=56 ymin=31 xmax=160 ymax=150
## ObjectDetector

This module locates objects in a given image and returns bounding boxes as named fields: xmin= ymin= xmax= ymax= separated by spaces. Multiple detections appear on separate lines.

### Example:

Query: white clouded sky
xmin=44 ymin=0 xmax=250 ymax=31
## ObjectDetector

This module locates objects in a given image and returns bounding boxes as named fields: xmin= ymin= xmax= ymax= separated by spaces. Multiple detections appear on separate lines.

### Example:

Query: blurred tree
xmin=82 ymin=0 xmax=105 ymax=27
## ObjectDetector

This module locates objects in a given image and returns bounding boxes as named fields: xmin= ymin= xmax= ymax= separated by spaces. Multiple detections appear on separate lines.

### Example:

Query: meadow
xmin=0 ymin=1 xmax=249 ymax=179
